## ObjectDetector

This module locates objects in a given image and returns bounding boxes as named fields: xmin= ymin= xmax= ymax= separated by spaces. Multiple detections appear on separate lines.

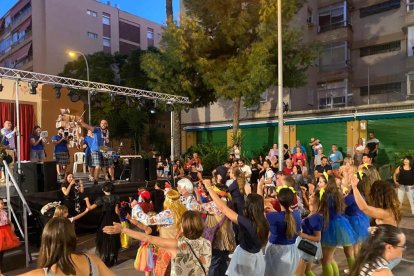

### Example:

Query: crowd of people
xmin=1 ymin=116 xmax=412 ymax=276
xmin=18 ymin=136 xmax=411 ymax=275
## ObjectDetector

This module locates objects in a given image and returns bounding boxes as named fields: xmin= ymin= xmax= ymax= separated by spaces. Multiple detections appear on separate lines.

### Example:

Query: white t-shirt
xmin=264 ymin=169 xmax=275 ymax=186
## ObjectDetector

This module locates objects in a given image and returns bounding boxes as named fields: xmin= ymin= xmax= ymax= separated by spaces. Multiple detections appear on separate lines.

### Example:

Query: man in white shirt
xmin=1 ymin=121 xmax=17 ymax=182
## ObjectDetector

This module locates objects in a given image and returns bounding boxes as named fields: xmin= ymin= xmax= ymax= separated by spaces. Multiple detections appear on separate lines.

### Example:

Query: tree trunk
xmin=173 ymin=111 xmax=181 ymax=160
xmin=232 ymin=96 xmax=241 ymax=145
xmin=166 ymin=0 xmax=173 ymax=25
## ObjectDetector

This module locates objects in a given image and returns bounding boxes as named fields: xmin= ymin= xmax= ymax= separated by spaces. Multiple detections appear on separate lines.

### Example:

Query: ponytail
xmin=277 ymin=188 xmax=296 ymax=239
xmin=284 ymin=208 xmax=296 ymax=240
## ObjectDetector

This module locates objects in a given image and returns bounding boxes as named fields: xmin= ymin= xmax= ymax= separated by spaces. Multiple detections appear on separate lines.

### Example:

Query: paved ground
xmin=6 ymin=194 xmax=414 ymax=275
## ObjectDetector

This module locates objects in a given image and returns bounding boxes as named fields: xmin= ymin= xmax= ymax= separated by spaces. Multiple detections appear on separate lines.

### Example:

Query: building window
xmin=317 ymin=80 xmax=350 ymax=109
xmin=408 ymin=26 xmax=414 ymax=56
xmin=360 ymin=0 xmax=400 ymax=18
xmin=318 ymin=1 xmax=349 ymax=33
xmin=5 ymin=15 xmax=12 ymax=28
xmin=103 ymin=37 xmax=111 ymax=47
xmin=319 ymin=42 xmax=349 ymax=71
xmin=147 ymin=28 xmax=154 ymax=47
xmin=360 ymin=82 xmax=401 ymax=96
xmin=102 ymin=15 xmax=111 ymax=25
xmin=87 ymin=32 xmax=98 ymax=39
xmin=409 ymin=0 xmax=414 ymax=11
xmin=87 ymin=9 xmax=98 ymax=17
xmin=360 ymin=41 xmax=400 ymax=57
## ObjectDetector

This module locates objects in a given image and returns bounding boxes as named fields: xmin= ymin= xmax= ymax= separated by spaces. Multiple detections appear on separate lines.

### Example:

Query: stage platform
xmin=1 ymin=174 xmax=169 ymax=235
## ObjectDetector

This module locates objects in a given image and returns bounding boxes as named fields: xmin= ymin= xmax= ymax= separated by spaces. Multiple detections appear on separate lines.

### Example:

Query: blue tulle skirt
xmin=321 ymin=215 xmax=357 ymax=247
xmin=346 ymin=213 xmax=370 ymax=243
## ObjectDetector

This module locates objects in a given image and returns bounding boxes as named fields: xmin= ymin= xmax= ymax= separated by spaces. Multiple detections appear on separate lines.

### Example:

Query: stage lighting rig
xmin=68 ymin=89 xmax=80 ymax=102
xmin=0 ymin=78 xmax=3 ymax=92
xmin=110 ymin=92 xmax=115 ymax=102
xmin=54 ymin=84 xmax=62 ymax=99
xmin=90 ymin=90 xmax=98 ymax=102
xmin=28 ymin=81 xmax=38 ymax=94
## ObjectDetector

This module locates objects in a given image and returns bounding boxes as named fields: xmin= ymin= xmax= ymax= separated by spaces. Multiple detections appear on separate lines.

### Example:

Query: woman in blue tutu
xmin=318 ymin=173 xmax=356 ymax=276
xmin=344 ymin=171 xmax=370 ymax=255
xmin=295 ymin=189 xmax=324 ymax=276
xmin=264 ymin=186 xmax=301 ymax=276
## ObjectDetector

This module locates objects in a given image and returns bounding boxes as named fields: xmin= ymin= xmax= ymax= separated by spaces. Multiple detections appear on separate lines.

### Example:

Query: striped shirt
xmin=359 ymin=257 xmax=390 ymax=276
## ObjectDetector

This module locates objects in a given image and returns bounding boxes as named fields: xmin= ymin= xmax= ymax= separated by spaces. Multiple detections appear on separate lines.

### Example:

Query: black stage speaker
xmin=14 ymin=162 xmax=38 ymax=195
xmin=130 ymin=158 xmax=145 ymax=182
xmin=40 ymin=161 xmax=58 ymax=192
xmin=145 ymin=158 xmax=157 ymax=181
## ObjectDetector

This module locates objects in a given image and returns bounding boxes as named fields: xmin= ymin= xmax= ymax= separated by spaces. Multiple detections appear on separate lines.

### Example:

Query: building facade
xmin=180 ymin=0 xmax=414 ymax=165
xmin=0 ymin=0 xmax=163 ymax=75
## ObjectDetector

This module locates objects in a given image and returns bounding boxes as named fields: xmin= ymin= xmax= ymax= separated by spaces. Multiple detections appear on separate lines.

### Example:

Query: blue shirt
xmin=83 ymin=136 xmax=94 ymax=154
xmin=344 ymin=194 xmax=367 ymax=218
xmin=52 ymin=135 xmax=68 ymax=153
xmin=301 ymin=213 xmax=323 ymax=236
xmin=30 ymin=134 xmax=44 ymax=151
xmin=90 ymin=128 xmax=103 ymax=152
xmin=266 ymin=210 xmax=301 ymax=245
xmin=329 ymin=151 xmax=343 ymax=170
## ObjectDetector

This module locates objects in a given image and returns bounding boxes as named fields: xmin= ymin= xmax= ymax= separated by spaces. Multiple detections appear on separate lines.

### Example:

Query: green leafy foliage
xmin=184 ymin=143 xmax=229 ymax=176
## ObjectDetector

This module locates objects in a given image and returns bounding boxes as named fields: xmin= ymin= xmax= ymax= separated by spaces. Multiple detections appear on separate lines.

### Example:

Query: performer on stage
xmin=52 ymin=127 xmax=70 ymax=179
xmin=30 ymin=126 xmax=46 ymax=163
xmin=77 ymin=118 xmax=115 ymax=182
xmin=1 ymin=121 xmax=17 ymax=183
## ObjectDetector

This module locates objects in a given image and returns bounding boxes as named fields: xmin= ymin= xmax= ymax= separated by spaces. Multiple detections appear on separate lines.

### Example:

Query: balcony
xmin=0 ymin=30 xmax=32 ymax=58
xmin=0 ymin=5 xmax=31 ymax=36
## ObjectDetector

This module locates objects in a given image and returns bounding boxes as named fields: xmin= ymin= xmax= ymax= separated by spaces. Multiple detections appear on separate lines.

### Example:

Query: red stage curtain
xmin=0 ymin=102 xmax=12 ymax=124
xmin=1 ymin=101 xmax=35 ymax=161
xmin=16 ymin=104 xmax=35 ymax=161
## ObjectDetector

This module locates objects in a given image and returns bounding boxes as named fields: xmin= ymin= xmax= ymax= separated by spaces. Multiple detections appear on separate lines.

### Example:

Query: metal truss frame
xmin=0 ymin=66 xmax=190 ymax=104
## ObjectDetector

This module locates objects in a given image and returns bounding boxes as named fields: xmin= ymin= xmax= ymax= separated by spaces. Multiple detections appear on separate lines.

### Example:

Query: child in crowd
xmin=0 ymin=198 xmax=21 ymax=276
xmin=203 ymin=179 xmax=269 ymax=276
xmin=318 ymin=174 xmax=356 ymax=276
xmin=264 ymin=186 xmax=301 ymax=276
xmin=296 ymin=190 xmax=324 ymax=276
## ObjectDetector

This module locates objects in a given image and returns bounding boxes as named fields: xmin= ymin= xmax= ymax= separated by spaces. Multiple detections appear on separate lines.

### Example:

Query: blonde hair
xmin=164 ymin=190 xmax=186 ymax=229
xmin=53 ymin=205 xmax=68 ymax=218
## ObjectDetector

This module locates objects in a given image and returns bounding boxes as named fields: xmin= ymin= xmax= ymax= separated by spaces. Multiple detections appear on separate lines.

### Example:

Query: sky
xmin=0 ymin=0 xmax=180 ymax=24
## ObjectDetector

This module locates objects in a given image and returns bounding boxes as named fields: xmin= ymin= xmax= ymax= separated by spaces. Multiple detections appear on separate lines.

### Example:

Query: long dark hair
xmin=277 ymin=188 xmax=296 ymax=239
xmin=351 ymin=225 xmax=403 ymax=276
xmin=38 ymin=217 xmax=77 ymax=274
xmin=318 ymin=176 xmax=344 ymax=229
xmin=370 ymin=180 xmax=402 ymax=225
xmin=243 ymin=194 xmax=270 ymax=247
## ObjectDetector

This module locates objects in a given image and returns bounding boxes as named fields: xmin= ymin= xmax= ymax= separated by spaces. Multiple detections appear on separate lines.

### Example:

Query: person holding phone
xmin=30 ymin=125 xmax=46 ymax=163
xmin=52 ymin=127 xmax=70 ymax=179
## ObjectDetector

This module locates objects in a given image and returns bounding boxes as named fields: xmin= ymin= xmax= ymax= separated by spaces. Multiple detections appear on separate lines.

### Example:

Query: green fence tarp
xmin=367 ymin=118 xmax=414 ymax=166
xmin=196 ymin=130 xmax=227 ymax=147
xmin=242 ymin=126 xmax=278 ymax=158
xmin=296 ymin=122 xmax=347 ymax=158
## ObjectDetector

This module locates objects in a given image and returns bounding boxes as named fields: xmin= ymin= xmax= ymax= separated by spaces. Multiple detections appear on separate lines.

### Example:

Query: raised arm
xmin=103 ymin=222 xmax=178 ymax=257
xmin=77 ymin=118 xmax=95 ymax=132
xmin=69 ymin=208 xmax=89 ymax=222
xmin=351 ymin=176 xmax=391 ymax=220
xmin=203 ymin=179 xmax=238 ymax=224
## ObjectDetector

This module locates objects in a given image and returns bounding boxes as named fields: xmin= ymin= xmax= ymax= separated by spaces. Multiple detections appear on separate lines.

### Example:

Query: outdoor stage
xmin=2 ymin=176 xmax=166 ymax=234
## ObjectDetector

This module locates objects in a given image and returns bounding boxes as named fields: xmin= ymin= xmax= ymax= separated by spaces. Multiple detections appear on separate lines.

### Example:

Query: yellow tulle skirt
xmin=120 ymin=221 xmax=131 ymax=249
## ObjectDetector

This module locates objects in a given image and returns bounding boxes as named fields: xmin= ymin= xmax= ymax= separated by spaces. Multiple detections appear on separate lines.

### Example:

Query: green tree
xmin=59 ymin=50 xmax=152 ymax=153
xmin=177 ymin=0 xmax=316 ymax=139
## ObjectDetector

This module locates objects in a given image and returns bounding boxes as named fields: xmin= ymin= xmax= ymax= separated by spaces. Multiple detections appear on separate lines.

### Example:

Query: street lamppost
xmin=67 ymin=50 xmax=91 ymax=124
xmin=277 ymin=0 xmax=284 ymax=170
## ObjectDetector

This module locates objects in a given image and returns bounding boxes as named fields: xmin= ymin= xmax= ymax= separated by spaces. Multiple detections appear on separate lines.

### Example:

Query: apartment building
xmin=0 ymin=0 xmax=163 ymax=75
xmin=180 ymin=0 xmax=414 ymax=163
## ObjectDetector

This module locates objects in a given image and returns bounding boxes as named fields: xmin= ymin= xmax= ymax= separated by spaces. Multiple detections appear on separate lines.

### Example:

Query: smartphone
xmin=40 ymin=131 xmax=48 ymax=138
